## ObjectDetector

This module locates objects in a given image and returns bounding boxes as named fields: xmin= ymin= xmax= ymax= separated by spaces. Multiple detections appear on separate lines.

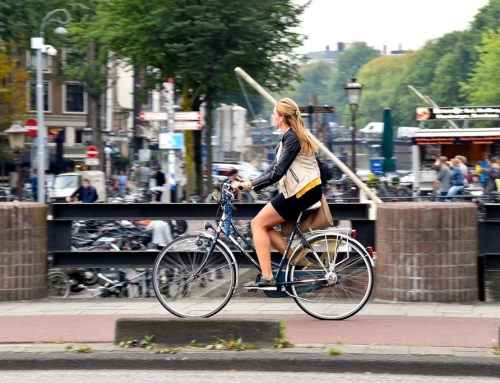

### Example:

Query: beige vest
xmin=277 ymin=142 xmax=320 ymax=198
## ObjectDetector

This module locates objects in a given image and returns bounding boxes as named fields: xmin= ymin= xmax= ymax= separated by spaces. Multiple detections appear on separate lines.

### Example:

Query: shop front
xmin=411 ymin=128 xmax=500 ymax=193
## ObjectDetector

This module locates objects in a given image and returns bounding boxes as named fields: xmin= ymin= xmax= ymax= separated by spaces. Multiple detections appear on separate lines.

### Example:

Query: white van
xmin=359 ymin=122 xmax=383 ymax=138
xmin=50 ymin=171 xmax=107 ymax=203
xmin=397 ymin=127 xmax=420 ymax=140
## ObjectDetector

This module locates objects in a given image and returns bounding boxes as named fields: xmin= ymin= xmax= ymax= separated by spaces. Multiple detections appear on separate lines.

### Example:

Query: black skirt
xmin=270 ymin=184 xmax=322 ymax=221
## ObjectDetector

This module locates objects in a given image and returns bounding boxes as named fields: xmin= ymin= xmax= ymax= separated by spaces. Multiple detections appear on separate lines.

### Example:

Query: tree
xmin=288 ymin=60 xmax=333 ymax=106
xmin=461 ymin=28 xmax=500 ymax=105
xmin=326 ymin=43 xmax=379 ymax=126
xmin=95 ymin=0 xmax=308 ymax=198
xmin=0 ymin=47 xmax=29 ymax=180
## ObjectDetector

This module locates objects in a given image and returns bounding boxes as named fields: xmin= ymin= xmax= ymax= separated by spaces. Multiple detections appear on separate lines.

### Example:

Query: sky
xmin=295 ymin=0 xmax=490 ymax=53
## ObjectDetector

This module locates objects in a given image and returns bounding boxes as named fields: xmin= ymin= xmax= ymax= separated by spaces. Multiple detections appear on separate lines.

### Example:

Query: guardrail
xmin=48 ymin=202 xmax=374 ymax=268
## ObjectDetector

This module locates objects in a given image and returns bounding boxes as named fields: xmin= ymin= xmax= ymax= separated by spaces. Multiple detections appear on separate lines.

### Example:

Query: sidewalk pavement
xmin=0 ymin=298 xmax=499 ymax=375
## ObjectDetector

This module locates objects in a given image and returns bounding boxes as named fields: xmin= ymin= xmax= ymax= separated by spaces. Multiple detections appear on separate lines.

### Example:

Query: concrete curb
xmin=115 ymin=318 xmax=280 ymax=347
xmin=0 ymin=352 xmax=500 ymax=377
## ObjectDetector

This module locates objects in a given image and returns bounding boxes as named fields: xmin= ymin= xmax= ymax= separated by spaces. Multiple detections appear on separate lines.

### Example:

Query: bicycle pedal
xmin=247 ymin=288 xmax=257 ymax=293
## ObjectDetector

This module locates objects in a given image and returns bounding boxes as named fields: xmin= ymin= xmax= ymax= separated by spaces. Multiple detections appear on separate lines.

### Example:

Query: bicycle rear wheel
xmin=152 ymin=235 xmax=237 ymax=318
xmin=286 ymin=232 xmax=373 ymax=320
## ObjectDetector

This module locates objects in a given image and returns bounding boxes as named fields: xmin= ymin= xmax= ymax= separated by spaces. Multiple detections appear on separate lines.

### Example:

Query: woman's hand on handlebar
xmin=232 ymin=181 xmax=251 ymax=191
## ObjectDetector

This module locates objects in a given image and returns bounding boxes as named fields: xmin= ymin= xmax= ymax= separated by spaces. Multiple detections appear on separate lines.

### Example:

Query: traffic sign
xmin=85 ymin=158 xmax=100 ymax=166
xmin=140 ymin=112 xmax=168 ymax=121
xmin=86 ymin=146 xmax=99 ymax=158
xmin=174 ymin=111 xmax=201 ymax=121
xmin=159 ymin=132 xmax=184 ymax=149
xmin=24 ymin=118 xmax=38 ymax=137
xmin=174 ymin=121 xmax=202 ymax=130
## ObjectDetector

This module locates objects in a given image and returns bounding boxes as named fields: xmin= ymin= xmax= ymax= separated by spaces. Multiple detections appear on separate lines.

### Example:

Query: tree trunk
xmin=205 ymin=95 xmax=213 ymax=196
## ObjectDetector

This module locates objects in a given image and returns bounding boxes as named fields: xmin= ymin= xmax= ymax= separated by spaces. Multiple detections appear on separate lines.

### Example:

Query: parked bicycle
xmin=152 ymin=180 xmax=374 ymax=320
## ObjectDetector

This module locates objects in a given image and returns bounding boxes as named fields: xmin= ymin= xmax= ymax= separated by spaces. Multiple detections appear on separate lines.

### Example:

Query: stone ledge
xmin=115 ymin=318 xmax=280 ymax=347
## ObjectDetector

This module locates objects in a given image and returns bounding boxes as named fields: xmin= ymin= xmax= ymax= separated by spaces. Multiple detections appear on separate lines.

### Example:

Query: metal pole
xmin=16 ymin=151 xmax=22 ymax=202
xmin=167 ymin=80 xmax=176 ymax=203
xmin=234 ymin=67 xmax=382 ymax=204
xmin=36 ymin=48 xmax=45 ymax=203
xmin=351 ymin=110 xmax=356 ymax=174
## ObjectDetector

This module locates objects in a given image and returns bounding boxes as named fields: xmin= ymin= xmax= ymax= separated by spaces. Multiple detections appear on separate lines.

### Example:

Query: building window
xmin=29 ymin=81 xmax=50 ymax=112
xmin=64 ymin=83 xmax=85 ymax=113
xmin=75 ymin=129 xmax=83 ymax=144
xmin=26 ymin=51 xmax=52 ymax=73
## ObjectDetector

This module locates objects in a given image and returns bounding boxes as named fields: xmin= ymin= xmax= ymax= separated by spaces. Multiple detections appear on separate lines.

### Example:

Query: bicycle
xmin=152 ymin=180 xmax=374 ymax=320
xmin=47 ymin=268 xmax=71 ymax=299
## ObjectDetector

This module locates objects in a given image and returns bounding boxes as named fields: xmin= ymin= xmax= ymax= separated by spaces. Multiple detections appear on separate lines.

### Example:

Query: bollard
xmin=0 ymin=203 xmax=47 ymax=301
xmin=376 ymin=202 xmax=478 ymax=302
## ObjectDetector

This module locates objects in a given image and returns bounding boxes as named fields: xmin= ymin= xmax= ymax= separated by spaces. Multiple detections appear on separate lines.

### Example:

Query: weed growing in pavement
xmin=153 ymin=346 xmax=180 ymax=354
xmin=140 ymin=335 xmax=156 ymax=350
xmin=205 ymin=338 xmax=260 ymax=351
xmin=493 ymin=348 xmax=500 ymax=356
xmin=119 ymin=338 xmax=138 ymax=348
xmin=54 ymin=339 xmax=64 ymax=344
xmin=70 ymin=345 xmax=92 ymax=354
xmin=188 ymin=340 xmax=204 ymax=348
xmin=336 ymin=340 xmax=343 ymax=345
xmin=65 ymin=345 xmax=73 ymax=350
xmin=274 ymin=318 xmax=293 ymax=349
xmin=328 ymin=347 xmax=344 ymax=356
xmin=306 ymin=345 xmax=314 ymax=348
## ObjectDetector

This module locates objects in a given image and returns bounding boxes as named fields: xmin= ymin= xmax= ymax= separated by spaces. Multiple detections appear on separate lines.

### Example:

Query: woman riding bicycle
xmin=231 ymin=98 xmax=321 ymax=289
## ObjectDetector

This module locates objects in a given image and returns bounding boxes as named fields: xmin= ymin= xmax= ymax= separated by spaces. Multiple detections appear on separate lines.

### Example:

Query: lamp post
xmin=31 ymin=9 xmax=70 ymax=204
xmin=102 ymin=130 xmax=116 ymax=176
xmin=5 ymin=124 xmax=28 ymax=201
xmin=83 ymin=125 xmax=94 ymax=146
xmin=343 ymin=77 xmax=363 ymax=174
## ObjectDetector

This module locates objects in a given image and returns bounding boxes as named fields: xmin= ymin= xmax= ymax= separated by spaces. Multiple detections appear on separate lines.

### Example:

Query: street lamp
xmin=343 ymin=76 xmax=363 ymax=174
xmin=5 ymin=124 xmax=28 ymax=202
xmin=101 ymin=130 xmax=115 ymax=176
xmin=82 ymin=125 xmax=93 ymax=145
xmin=31 ymin=9 xmax=71 ymax=203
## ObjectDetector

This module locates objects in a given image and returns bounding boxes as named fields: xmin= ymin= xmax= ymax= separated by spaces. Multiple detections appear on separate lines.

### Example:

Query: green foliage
xmin=274 ymin=318 xmax=293 ymax=349
xmin=288 ymin=60 xmax=334 ymax=106
xmin=328 ymin=347 xmax=344 ymax=356
xmin=153 ymin=346 xmax=180 ymax=354
xmin=119 ymin=338 xmax=137 ymax=348
xmin=205 ymin=337 xmax=259 ymax=351
xmin=70 ymin=344 xmax=93 ymax=354
xmin=188 ymin=340 xmax=204 ymax=348
xmin=139 ymin=335 xmax=156 ymax=350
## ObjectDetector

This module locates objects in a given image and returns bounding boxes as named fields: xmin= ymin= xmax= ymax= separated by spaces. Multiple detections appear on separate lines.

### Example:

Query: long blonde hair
xmin=276 ymin=98 xmax=317 ymax=155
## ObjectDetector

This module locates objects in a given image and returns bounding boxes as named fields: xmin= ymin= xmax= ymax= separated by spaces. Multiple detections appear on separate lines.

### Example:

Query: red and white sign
xmin=174 ymin=121 xmax=203 ymax=131
xmin=86 ymin=146 xmax=99 ymax=158
xmin=24 ymin=118 xmax=38 ymax=137
xmin=140 ymin=112 xmax=169 ymax=121
xmin=174 ymin=111 xmax=201 ymax=121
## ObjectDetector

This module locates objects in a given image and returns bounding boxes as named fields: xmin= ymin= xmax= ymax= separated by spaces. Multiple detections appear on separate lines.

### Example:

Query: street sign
xmin=85 ymin=158 xmax=100 ymax=166
xmin=139 ymin=149 xmax=151 ymax=161
xmin=24 ymin=118 xmax=38 ymax=137
xmin=174 ymin=121 xmax=202 ymax=130
xmin=298 ymin=105 xmax=335 ymax=114
xmin=174 ymin=111 xmax=201 ymax=121
xmin=159 ymin=132 xmax=184 ymax=149
xmin=140 ymin=112 xmax=169 ymax=121
xmin=86 ymin=146 xmax=99 ymax=158
xmin=416 ymin=106 xmax=500 ymax=121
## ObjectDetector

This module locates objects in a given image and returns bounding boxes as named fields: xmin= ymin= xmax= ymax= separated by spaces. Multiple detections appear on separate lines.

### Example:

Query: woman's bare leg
xmin=268 ymin=228 xmax=293 ymax=258
xmin=251 ymin=203 xmax=285 ymax=279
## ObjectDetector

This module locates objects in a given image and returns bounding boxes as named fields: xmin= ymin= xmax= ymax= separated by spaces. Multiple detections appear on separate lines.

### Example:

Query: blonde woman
xmin=232 ymin=98 xmax=321 ymax=289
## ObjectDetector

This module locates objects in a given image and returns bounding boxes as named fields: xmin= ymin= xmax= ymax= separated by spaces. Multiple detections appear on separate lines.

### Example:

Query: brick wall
xmin=0 ymin=203 xmax=47 ymax=301
xmin=376 ymin=203 xmax=478 ymax=302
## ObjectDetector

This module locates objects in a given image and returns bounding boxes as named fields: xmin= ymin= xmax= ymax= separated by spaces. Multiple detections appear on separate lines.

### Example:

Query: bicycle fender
xmin=195 ymin=231 xmax=239 ymax=292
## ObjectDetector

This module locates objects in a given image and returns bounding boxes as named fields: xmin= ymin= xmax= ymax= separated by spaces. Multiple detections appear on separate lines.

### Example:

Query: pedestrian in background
xmin=30 ymin=169 xmax=38 ymax=201
xmin=433 ymin=156 xmax=450 ymax=202
xmin=316 ymin=156 xmax=332 ymax=192
xmin=445 ymin=158 xmax=465 ymax=202
xmin=67 ymin=178 xmax=98 ymax=203
xmin=455 ymin=155 xmax=469 ymax=185
xmin=137 ymin=163 xmax=150 ymax=188
xmin=117 ymin=170 xmax=127 ymax=198
xmin=479 ymin=153 xmax=492 ymax=188
xmin=155 ymin=165 xmax=166 ymax=202
xmin=484 ymin=157 xmax=500 ymax=195
xmin=146 ymin=220 xmax=173 ymax=247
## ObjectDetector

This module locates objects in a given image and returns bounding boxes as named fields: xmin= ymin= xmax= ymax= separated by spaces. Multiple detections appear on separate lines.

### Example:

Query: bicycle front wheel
xmin=47 ymin=271 xmax=70 ymax=299
xmin=152 ymin=235 xmax=237 ymax=318
xmin=286 ymin=232 xmax=373 ymax=320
